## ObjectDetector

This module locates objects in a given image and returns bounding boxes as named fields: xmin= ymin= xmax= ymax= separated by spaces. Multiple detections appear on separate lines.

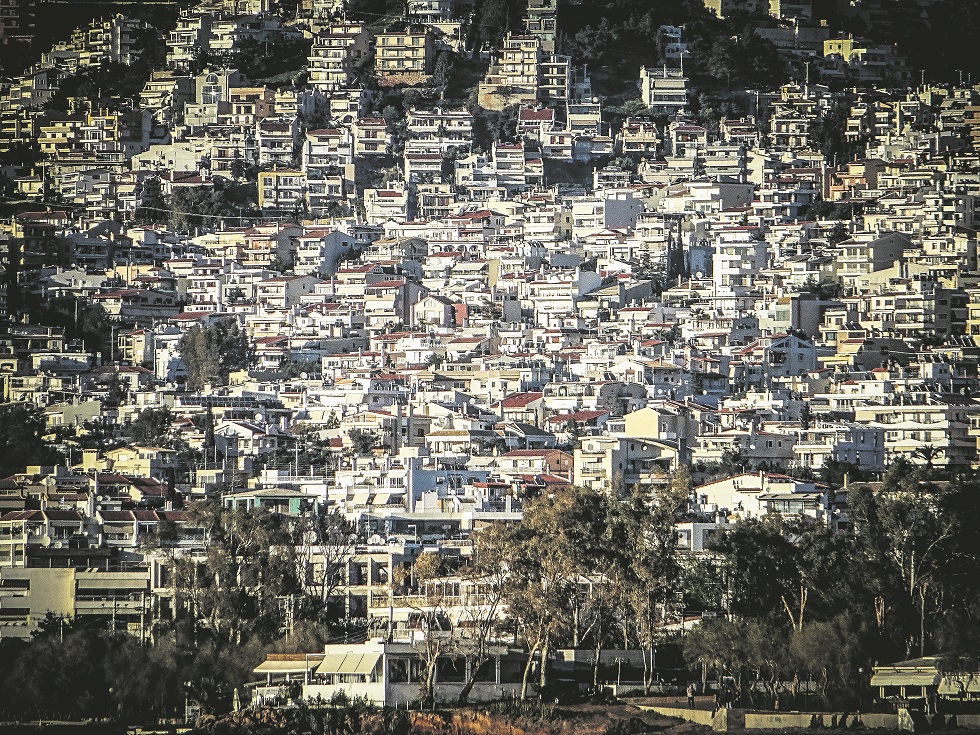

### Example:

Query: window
xmin=437 ymin=657 xmax=465 ymax=683
xmin=389 ymin=658 xmax=410 ymax=683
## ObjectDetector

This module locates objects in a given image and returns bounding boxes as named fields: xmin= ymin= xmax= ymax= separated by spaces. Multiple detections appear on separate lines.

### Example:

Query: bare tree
xmin=406 ymin=552 xmax=458 ymax=707
xmin=457 ymin=526 xmax=509 ymax=703
xmin=296 ymin=508 xmax=358 ymax=619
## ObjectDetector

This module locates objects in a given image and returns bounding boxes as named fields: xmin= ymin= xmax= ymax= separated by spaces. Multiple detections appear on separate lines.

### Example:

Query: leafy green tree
xmin=294 ymin=507 xmax=357 ymax=622
xmin=684 ymin=616 xmax=758 ymax=702
xmin=167 ymin=181 xmax=258 ymax=232
xmin=848 ymin=462 xmax=980 ymax=658
xmin=170 ymin=499 xmax=303 ymax=643
xmin=126 ymin=406 xmax=174 ymax=447
xmin=827 ymin=221 xmax=850 ymax=246
xmin=27 ymin=295 xmax=113 ymax=359
xmin=0 ymin=402 xmax=62 ymax=475
xmin=135 ymin=175 xmax=167 ymax=223
xmin=348 ymin=428 xmax=381 ymax=456
xmin=708 ymin=518 xmax=803 ymax=623
xmin=179 ymin=319 xmax=253 ymax=390
xmin=810 ymin=102 xmax=863 ymax=164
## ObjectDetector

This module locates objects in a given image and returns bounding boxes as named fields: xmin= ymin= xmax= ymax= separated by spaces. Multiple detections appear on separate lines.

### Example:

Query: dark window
xmin=475 ymin=658 xmax=496 ymax=682
xmin=499 ymin=659 xmax=524 ymax=684
xmin=389 ymin=658 xmax=410 ymax=683
xmin=437 ymin=657 xmax=465 ymax=683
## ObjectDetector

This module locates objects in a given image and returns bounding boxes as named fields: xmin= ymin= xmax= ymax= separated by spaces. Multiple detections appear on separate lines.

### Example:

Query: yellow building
xmin=258 ymin=169 xmax=307 ymax=212
xmin=824 ymin=36 xmax=864 ymax=60
xmin=374 ymin=27 xmax=435 ymax=82
xmin=0 ymin=567 xmax=150 ymax=640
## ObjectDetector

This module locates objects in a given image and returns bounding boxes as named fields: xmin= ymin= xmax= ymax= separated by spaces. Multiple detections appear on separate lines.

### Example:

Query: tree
xmin=348 ymin=428 xmax=380 ymax=456
xmin=708 ymin=518 xmax=804 ymax=623
xmin=684 ymin=616 xmax=756 ymax=703
xmin=848 ymin=463 xmax=972 ymax=657
xmin=827 ymin=221 xmax=850 ymax=246
xmin=799 ymin=401 xmax=813 ymax=431
xmin=0 ymin=402 xmax=62 ymax=475
xmin=493 ymin=488 xmax=609 ymax=699
xmin=295 ymin=508 xmax=358 ymax=624
xmin=167 ymin=182 xmax=259 ymax=232
xmin=169 ymin=499 xmax=302 ymax=643
xmin=126 ymin=407 xmax=174 ymax=447
xmin=911 ymin=444 xmax=944 ymax=470
xmin=179 ymin=319 xmax=253 ymax=390
xmin=135 ymin=176 xmax=167 ymax=223
xmin=405 ymin=551 xmax=458 ymax=708
xmin=458 ymin=524 xmax=509 ymax=703
xmin=622 ymin=470 xmax=691 ymax=692
xmin=810 ymin=102 xmax=863 ymax=164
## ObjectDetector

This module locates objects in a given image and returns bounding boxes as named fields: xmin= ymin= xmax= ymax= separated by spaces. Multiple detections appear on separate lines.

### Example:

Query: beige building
xmin=573 ymin=435 xmax=679 ymax=493
xmin=374 ymin=27 xmax=435 ymax=84
xmin=0 ymin=567 xmax=150 ymax=639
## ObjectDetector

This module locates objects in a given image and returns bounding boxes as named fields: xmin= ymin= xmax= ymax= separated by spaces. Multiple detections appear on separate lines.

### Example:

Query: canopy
xmin=939 ymin=675 xmax=980 ymax=695
xmin=314 ymin=652 xmax=382 ymax=677
xmin=871 ymin=670 xmax=940 ymax=688
xmin=254 ymin=658 xmax=318 ymax=674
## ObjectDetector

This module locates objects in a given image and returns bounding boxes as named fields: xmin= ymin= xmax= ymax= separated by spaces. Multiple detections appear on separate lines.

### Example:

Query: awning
xmin=254 ymin=658 xmax=318 ymax=674
xmin=871 ymin=670 xmax=940 ymax=688
xmin=314 ymin=652 xmax=382 ymax=676
xmin=939 ymin=677 xmax=969 ymax=696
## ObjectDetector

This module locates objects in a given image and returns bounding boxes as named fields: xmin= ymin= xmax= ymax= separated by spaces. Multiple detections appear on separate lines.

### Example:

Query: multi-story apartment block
xmin=167 ymin=11 xmax=212 ymax=70
xmin=618 ymin=118 xmax=661 ymax=156
xmin=573 ymin=435 xmax=678 ymax=492
xmin=364 ymin=185 xmax=410 ymax=224
xmin=478 ymin=34 xmax=540 ymax=110
xmin=712 ymin=226 xmax=768 ymax=295
xmin=836 ymin=232 xmax=910 ymax=290
xmin=791 ymin=423 xmax=886 ymax=472
xmin=405 ymin=107 xmax=473 ymax=155
xmin=769 ymin=106 xmax=810 ymax=149
xmin=524 ymin=0 xmax=557 ymax=52
xmin=307 ymin=21 xmax=371 ymax=92
xmin=256 ymin=117 xmax=299 ymax=167
xmin=353 ymin=117 xmax=391 ymax=155
xmin=639 ymin=66 xmax=689 ymax=117
xmin=304 ymin=127 xmax=354 ymax=175
xmin=408 ymin=0 xmax=454 ymax=22
xmin=0 ymin=0 xmax=35 ymax=44
xmin=374 ymin=27 xmax=435 ymax=84
xmin=853 ymin=393 xmax=980 ymax=468
xmin=218 ymin=86 xmax=276 ymax=127
xmin=258 ymin=169 xmax=307 ymax=212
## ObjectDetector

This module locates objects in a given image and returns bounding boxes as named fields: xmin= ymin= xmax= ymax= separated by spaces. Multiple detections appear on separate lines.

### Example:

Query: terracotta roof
xmin=500 ymin=391 xmax=543 ymax=408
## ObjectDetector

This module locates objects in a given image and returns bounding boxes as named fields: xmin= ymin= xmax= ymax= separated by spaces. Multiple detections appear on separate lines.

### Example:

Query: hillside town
xmin=2 ymin=0 xmax=980 ymax=726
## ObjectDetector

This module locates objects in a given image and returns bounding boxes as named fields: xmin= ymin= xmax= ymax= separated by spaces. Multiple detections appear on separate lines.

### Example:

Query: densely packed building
xmin=0 ymin=0 xmax=979 ymax=704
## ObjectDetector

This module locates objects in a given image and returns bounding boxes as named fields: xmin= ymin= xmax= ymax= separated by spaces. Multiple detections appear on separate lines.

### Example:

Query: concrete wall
xmin=642 ymin=705 xmax=715 ymax=727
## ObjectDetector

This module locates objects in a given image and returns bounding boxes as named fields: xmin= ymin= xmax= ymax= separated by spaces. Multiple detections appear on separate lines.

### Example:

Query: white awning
xmin=940 ymin=675 xmax=980 ymax=695
xmin=314 ymin=652 xmax=382 ymax=676
xmin=871 ymin=670 xmax=940 ymax=688
xmin=254 ymin=658 xmax=318 ymax=674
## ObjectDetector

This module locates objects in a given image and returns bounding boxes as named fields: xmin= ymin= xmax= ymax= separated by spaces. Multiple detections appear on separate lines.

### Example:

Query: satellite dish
xmin=695 ymin=271 xmax=704 ymax=279
xmin=255 ymin=412 xmax=263 ymax=422
xmin=300 ymin=372 xmax=309 ymax=380
xmin=41 ymin=535 xmax=51 ymax=547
